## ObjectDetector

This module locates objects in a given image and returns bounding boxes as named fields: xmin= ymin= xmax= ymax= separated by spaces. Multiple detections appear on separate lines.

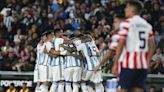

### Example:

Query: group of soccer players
xmin=34 ymin=28 xmax=104 ymax=92
xmin=34 ymin=0 xmax=155 ymax=92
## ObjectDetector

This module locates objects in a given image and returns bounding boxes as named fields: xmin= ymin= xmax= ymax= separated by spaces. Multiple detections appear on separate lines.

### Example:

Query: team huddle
xmin=33 ymin=1 xmax=155 ymax=92
xmin=34 ymin=29 xmax=104 ymax=92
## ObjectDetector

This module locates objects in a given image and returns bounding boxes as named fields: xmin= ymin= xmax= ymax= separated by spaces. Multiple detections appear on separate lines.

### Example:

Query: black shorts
xmin=117 ymin=68 xmax=147 ymax=90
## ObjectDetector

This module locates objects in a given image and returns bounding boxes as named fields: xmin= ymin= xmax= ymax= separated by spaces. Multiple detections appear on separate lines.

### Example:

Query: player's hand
xmin=66 ymin=51 xmax=71 ymax=56
xmin=94 ymin=63 xmax=101 ymax=73
xmin=59 ymin=44 xmax=64 ymax=47
xmin=112 ymin=63 xmax=118 ymax=75
xmin=53 ymin=55 xmax=58 ymax=58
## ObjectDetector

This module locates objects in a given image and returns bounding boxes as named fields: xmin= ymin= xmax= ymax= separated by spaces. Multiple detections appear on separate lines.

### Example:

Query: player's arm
xmin=60 ymin=44 xmax=76 ymax=52
xmin=148 ymin=35 xmax=155 ymax=63
xmin=99 ymin=50 xmax=114 ymax=66
xmin=114 ymin=22 xmax=129 ymax=64
xmin=114 ymin=38 xmax=125 ymax=64
xmin=49 ymin=47 xmax=71 ymax=56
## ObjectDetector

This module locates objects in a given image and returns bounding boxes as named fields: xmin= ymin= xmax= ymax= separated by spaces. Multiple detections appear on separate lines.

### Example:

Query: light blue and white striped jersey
xmin=38 ymin=41 xmax=53 ymax=65
xmin=35 ymin=43 xmax=45 ymax=70
xmin=50 ymin=37 xmax=65 ymax=66
xmin=36 ymin=43 xmax=46 ymax=65
xmin=98 ymin=47 xmax=110 ymax=66
xmin=74 ymin=39 xmax=99 ymax=70
xmin=64 ymin=44 xmax=81 ymax=68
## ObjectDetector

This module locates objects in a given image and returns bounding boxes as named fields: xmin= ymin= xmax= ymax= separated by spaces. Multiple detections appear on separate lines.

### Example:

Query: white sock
xmin=35 ymin=85 xmax=40 ymax=91
xmin=95 ymin=84 xmax=104 ymax=92
xmin=40 ymin=84 xmax=48 ymax=92
xmin=50 ymin=82 xmax=58 ymax=92
xmin=58 ymin=82 xmax=64 ymax=92
xmin=87 ymin=85 xmax=94 ymax=92
xmin=100 ymin=83 xmax=104 ymax=92
xmin=65 ymin=82 xmax=72 ymax=92
xmin=81 ymin=83 xmax=88 ymax=92
xmin=73 ymin=83 xmax=79 ymax=92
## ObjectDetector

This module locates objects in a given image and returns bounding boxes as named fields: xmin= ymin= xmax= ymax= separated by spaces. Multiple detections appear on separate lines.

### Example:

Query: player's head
xmin=125 ymin=0 xmax=143 ymax=18
xmin=9 ymin=83 xmax=15 ymax=89
xmin=113 ymin=14 xmax=124 ymax=31
xmin=42 ymin=30 xmax=53 ymax=41
xmin=40 ymin=34 xmax=47 ymax=43
xmin=54 ymin=29 xmax=63 ymax=37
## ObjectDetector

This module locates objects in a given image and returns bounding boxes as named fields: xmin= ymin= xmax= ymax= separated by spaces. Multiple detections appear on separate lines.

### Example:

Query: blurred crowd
xmin=0 ymin=0 xmax=163 ymax=74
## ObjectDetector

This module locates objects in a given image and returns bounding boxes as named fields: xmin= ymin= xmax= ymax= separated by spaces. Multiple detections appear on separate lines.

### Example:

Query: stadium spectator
xmin=151 ymin=48 xmax=164 ymax=74
xmin=19 ymin=82 xmax=30 ymax=92
xmin=6 ymin=83 xmax=18 ymax=92
xmin=148 ymin=85 xmax=157 ymax=92
xmin=157 ymin=33 xmax=164 ymax=51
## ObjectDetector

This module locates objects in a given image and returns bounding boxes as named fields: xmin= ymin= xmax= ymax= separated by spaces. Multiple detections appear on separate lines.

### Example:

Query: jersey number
xmin=87 ymin=45 xmax=96 ymax=56
xmin=139 ymin=31 xmax=146 ymax=49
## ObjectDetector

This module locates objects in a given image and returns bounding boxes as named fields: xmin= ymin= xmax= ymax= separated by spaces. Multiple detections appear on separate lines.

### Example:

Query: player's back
xmin=65 ymin=44 xmax=81 ymax=68
xmin=51 ymin=37 xmax=65 ymax=66
xmin=119 ymin=15 xmax=153 ymax=69
xmin=126 ymin=15 xmax=152 ymax=52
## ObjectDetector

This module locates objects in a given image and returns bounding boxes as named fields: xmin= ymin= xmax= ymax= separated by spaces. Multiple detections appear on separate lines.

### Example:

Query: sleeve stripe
xmin=122 ymin=27 xmax=129 ymax=31
xmin=149 ymin=34 xmax=154 ymax=38
xmin=119 ymin=34 xmax=127 ymax=38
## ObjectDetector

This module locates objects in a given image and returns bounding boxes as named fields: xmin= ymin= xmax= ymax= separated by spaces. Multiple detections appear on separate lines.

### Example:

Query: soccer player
xmin=114 ymin=1 xmax=155 ymax=92
xmin=38 ymin=30 xmax=62 ymax=92
xmin=49 ymin=29 xmax=69 ymax=92
xmin=73 ymin=35 xmax=104 ymax=92
xmin=64 ymin=41 xmax=82 ymax=92
xmin=95 ymin=14 xmax=124 ymax=75
xmin=34 ymin=35 xmax=45 ymax=92
xmin=37 ymin=31 xmax=52 ymax=92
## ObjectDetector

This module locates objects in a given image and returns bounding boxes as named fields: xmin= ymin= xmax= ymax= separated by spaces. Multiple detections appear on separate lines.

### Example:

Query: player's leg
xmin=34 ymin=65 xmax=41 ymax=91
xmin=49 ymin=66 xmax=58 ymax=92
xmin=72 ymin=67 xmax=82 ymax=92
xmin=131 ymin=69 xmax=147 ymax=92
xmin=39 ymin=65 xmax=49 ymax=92
xmin=117 ymin=68 xmax=138 ymax=92
xmin=50 ymin=82 xmax=58 ymax=92
xmin=35 ymin=82 xmax=41 ymax=92
xmin=65 ymin=82 xmax=72 ymax=92
xmin=58 ymin=81 xmax=65 ymax=92
xmin=80 ymin=80 xmax=88 ymax=92
xmin=81 ymin=70 xmax=93 ymax=92
xmin=91 ymin=71 xmax=104 ymax=92
xmin=65 ymin=67 xmax=73 ymax=92
xmin=58 ymin=64 xmax=65 ymax=92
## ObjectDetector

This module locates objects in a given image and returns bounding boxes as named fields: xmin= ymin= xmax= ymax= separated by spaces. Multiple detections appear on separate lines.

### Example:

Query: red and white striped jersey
xmin=109 ymin=32 xmax=120 ymax=50
xmin=118 ymin=15 xmax=154 ymax=69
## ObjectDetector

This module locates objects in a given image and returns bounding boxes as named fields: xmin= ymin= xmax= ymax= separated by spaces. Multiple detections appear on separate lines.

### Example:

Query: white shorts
xmin=64 ymin=67 xmax=82 ymax=82
xmin=38 ymin=65 xmax=50 ymax=82
xmin=34 ymin=65 xmax=39 ymax=83
xmin=82 ymin=70 xmax=102 ymax=83
xmin=49 ymin=65 xmax=64 ymax=82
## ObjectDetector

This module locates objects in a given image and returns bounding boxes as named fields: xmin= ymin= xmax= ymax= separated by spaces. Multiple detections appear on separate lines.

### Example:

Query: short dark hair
xmin=115 ymin=13 xmax=125 ymax=20
xmin=54 ymin=29 xmax=61 ymax=33
xmin=128 ymin=0 xmax=143 ymax=14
